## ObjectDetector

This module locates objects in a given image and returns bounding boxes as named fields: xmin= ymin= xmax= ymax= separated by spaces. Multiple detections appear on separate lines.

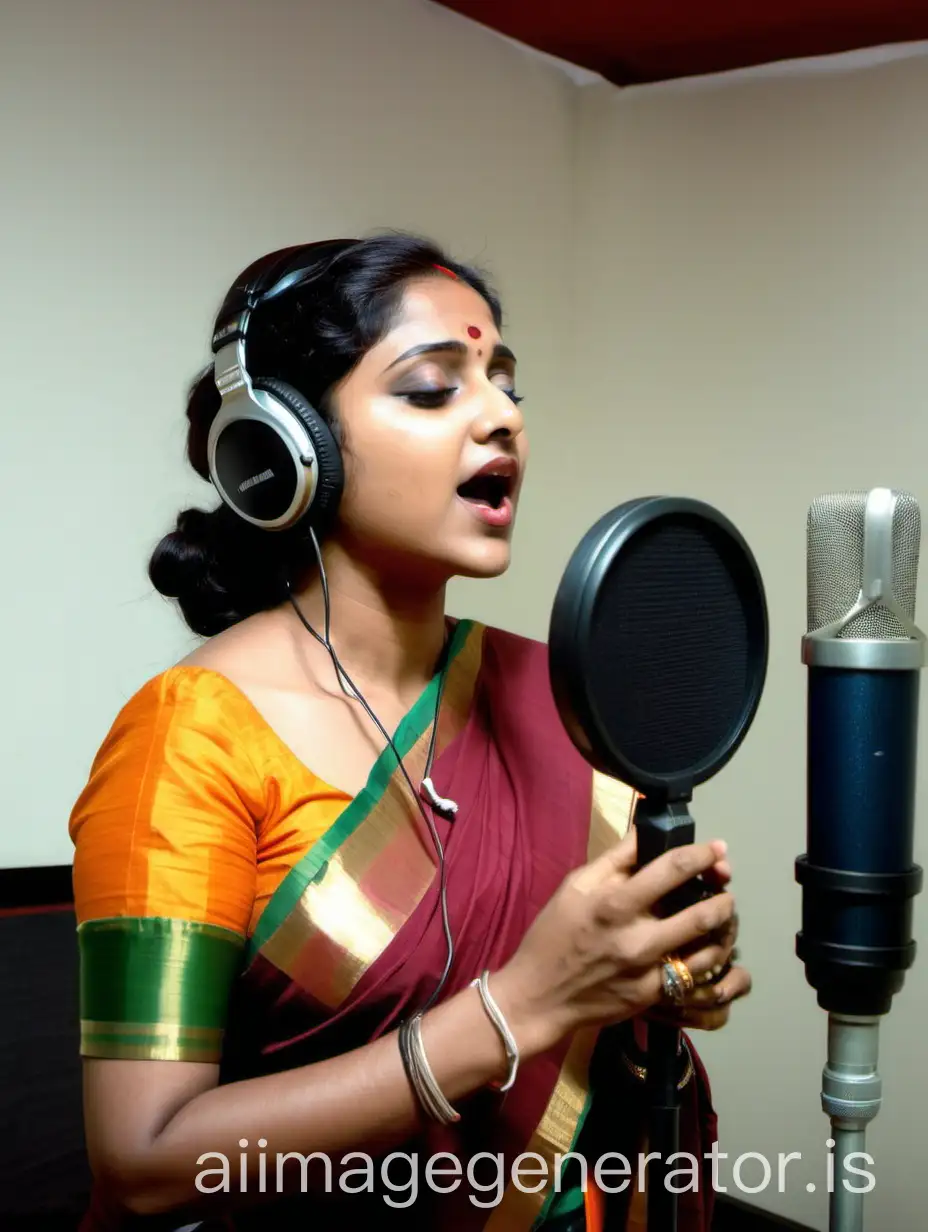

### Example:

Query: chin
xmin=451 ymin=542 xmax=513 ymax=580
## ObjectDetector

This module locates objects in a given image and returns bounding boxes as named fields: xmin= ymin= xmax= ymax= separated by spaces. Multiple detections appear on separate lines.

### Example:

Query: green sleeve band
xmin=77 ymin=917 xmax=244 ymax=1061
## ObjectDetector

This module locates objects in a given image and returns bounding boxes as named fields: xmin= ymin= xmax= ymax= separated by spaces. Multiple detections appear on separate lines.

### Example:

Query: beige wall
xmin=570 ymin=48 xmax=928 ymax=1229
xmin=2 ymin=1 xmax=927 ymax=1225
xmin=1 ymin=0 xmax=576 ymax=868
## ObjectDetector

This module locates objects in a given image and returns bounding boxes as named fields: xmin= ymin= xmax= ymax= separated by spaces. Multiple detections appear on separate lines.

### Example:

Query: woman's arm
xmin=85 ymin=833 xmax=737 ymax=1219
xmin=83 ymin=967 xmax=542 ymax=1217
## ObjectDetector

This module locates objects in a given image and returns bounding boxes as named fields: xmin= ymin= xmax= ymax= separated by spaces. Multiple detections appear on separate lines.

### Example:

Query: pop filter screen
xmin=550 ymin=497 xmax=768 ymax=801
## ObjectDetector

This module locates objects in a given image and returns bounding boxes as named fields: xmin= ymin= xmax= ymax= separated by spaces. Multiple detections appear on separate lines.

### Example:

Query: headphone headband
xmin=211 ymin=239 xmax=358 ymax=354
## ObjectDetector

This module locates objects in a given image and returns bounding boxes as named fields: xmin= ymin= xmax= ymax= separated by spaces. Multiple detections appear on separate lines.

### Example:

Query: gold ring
xmin=660 ymin=954 xmax=694 ymax=1005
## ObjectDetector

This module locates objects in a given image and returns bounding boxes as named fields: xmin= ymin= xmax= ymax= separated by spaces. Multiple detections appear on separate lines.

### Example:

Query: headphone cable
xmin=285 ymin=529 xmax=455 ymax=1015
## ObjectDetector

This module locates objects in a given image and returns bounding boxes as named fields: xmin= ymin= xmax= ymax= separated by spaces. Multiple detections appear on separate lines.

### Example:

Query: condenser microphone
xmin=797 ymin=487 xmax=924 ymax=1232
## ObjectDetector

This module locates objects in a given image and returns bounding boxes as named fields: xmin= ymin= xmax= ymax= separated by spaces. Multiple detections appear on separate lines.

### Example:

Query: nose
xmin=470 ymin=385 xmax=526 ymax=444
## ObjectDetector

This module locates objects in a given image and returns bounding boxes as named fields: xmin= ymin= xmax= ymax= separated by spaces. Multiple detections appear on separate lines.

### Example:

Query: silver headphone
xmin=207 ymin=241 xmax=356 ymax=531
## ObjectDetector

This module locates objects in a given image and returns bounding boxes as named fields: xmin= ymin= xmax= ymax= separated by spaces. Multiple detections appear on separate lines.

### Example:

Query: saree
xmin=71 ymin=618 xmax=718 ymax=1230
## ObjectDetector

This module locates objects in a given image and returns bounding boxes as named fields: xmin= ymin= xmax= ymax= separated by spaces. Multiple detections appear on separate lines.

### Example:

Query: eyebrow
xmin=384 ymin=340 xmax=516 ymax=371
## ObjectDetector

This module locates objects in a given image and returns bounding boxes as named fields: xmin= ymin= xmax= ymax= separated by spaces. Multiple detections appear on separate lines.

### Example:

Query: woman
xmin=69 ymin=233 xmax=750 ymax=1231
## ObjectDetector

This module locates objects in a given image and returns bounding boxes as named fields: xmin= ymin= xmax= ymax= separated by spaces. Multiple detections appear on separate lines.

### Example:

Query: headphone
xmin=207 ymin=240 xmax=358 ymax=532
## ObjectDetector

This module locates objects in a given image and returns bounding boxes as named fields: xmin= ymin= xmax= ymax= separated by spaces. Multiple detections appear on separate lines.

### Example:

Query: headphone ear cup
xmin=253 ymin=377 xmax=344 ymax=528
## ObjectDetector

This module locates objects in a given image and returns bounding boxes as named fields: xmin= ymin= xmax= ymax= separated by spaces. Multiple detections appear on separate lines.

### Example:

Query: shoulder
xmin=74 ymin=609 xmax=302 ymax=812
xmin=97 ymin=662 xmax=260 ymax=756
xmin=73 ymin=662 xmax=269 ymax=837
xmin=99 ymin=608 xmax=294 ymax=746
xmin=175 ymin=605 xmax=309 ymax=700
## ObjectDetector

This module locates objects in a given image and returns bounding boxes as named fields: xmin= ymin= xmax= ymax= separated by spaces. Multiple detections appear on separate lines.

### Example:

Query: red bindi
xmin=467 ymin=325 xmax=482 ymax=339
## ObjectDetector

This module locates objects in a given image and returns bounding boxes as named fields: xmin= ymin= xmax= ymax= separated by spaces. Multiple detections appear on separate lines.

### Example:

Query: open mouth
xmin=456 ymin=472 xmax=513 ymax=509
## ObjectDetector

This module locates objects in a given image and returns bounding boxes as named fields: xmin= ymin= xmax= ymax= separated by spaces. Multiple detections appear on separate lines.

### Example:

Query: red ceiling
xmin=435 ymin=1 xmax=928 ymax=85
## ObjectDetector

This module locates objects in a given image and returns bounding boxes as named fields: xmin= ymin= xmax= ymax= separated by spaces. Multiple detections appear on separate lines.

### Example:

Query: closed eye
xmin=402 ymin=386 xmax=523 ymax=410
xmin=402 ymin=388 xmax=457 ymax=409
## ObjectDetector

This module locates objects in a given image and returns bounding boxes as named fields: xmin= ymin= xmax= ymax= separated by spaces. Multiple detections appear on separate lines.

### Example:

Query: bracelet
xmin=470 ymin=970 xmax=520 ymax=1093
xmin=398 ymin=1015 xmax=461 ymax=1125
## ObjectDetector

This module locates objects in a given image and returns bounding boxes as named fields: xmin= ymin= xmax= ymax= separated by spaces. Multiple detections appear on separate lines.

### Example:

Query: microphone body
xmin=797 ymin=488 xmax=924 ymax=1232
xmin=809 ymin=668 xmax=918 ymax=872
xmin=798 ymin=488 xmax=924 ymax=1016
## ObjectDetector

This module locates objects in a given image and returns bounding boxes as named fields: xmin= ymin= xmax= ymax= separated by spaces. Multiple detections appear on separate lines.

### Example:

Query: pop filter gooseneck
xmin=548 ymin=496 xmax=769 ymax=1231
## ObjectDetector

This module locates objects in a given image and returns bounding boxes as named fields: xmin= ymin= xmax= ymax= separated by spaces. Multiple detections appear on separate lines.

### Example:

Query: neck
xmin=288 ymin=540 xmax=450 ymax=702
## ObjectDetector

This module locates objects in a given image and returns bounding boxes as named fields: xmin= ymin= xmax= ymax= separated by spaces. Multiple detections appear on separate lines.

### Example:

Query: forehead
xmin=378 ymin=275 xmax=500 ymax=355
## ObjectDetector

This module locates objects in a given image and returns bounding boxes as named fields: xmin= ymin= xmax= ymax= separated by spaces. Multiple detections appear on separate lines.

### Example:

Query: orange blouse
xmin=69 ymin=665 xmax=352 ymax=1060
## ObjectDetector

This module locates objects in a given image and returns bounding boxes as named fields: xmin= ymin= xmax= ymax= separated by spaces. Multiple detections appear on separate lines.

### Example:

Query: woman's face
xmin=330 ymin=273 xmax=528 ymax=584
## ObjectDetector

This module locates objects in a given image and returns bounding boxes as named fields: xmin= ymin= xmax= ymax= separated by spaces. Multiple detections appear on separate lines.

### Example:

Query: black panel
xmin=0 ymin=908 xmax=90 ymax=1221
xmin=0 ymin=864 xmax=74 ymax=910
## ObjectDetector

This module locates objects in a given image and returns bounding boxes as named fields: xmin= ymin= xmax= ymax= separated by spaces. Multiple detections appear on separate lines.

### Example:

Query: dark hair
xmin=149 ymin=232 xmax=503 ymax=637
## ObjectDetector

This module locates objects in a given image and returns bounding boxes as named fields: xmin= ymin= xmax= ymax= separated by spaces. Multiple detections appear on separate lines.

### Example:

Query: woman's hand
xmin=644 ymin=963 xmax=752 ymax=1032
xmin=490 ymin=826 xmax=739 ymax=1056
xmin=644 ymin=854 xmax=752 ymax=1032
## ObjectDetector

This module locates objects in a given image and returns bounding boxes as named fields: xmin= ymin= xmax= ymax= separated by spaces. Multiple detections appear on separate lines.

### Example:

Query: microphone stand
xmin=796 ymin=846 xmax=922 ymax=1232
xmin=634 ymin=794 xmax=704 ymax=1232
xmin=642 ymin=1020 xmax=683 ymax=1232
xmin=821 ymin=1012 xmax=881 ymax=1232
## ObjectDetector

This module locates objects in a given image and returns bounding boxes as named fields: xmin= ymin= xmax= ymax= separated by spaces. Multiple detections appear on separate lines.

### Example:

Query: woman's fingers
xmin=644 ymin=890 xmax=736 ymax=962
xmin=675 ymin=934 xmax=736 ymax=984
xmin=613 ymin=840 xmax=729 ymax=916
xmin=644 ymin=964 xmax=753 ymax=1030
xmin=580 ymin=827 xmax=640 ymax=887
xmin=633 ymin=935 xmax=732 ymax=1010
xmin=702 ymin=857 xmax=732 ymax=890
xmin=709 ymin=962 xmax=752 ymax=1006
xmin=647 ymin=1002 xmax=732 ymax=1031
xmin=682 ymin=909 xmax=738 ymax=964
xmin=678 ymin=961 xmax=751 ymax=1009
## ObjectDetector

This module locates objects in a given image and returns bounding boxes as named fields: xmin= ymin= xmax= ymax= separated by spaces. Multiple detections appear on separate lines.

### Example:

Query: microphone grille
xmin=807 ymin=490 xmax=920 ymax=637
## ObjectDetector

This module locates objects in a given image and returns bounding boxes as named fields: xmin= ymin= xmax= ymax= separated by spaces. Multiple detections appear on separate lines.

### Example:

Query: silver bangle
xmin=399 ymin=1015 xmax=461 ymax=1125
xmin=470 ymin=970 xmax=520 ymax=1093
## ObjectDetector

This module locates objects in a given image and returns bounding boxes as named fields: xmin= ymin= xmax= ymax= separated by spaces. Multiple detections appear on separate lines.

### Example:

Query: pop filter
xmin=549 ymin=495 xmax=768 ymax=803
xmin=548 ymin=495 xmax=768 ymax=1231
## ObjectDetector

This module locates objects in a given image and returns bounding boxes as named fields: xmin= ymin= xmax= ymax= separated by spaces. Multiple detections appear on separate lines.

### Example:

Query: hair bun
xmin=149 ymin=505 xmax=254 ymax=637
xmin=149 ymin=508 xmax=217 ymax=597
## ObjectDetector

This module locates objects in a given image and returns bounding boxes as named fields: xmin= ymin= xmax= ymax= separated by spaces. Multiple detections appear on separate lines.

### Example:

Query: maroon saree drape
xmin=210 ymin=620 xmax=718 ymax=1230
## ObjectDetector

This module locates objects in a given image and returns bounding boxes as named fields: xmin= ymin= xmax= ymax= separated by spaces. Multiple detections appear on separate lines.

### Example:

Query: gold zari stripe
xmin=259 ymin=623 xmax=485 ymax=1008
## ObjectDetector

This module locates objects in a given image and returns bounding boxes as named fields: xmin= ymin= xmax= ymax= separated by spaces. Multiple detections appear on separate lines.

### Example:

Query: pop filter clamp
xmin=548 ymin=496 xmax=769 ymax=1231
